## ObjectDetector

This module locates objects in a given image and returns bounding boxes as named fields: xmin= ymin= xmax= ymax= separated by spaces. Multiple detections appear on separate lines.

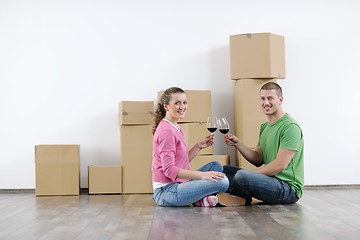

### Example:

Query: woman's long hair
xmin=152 ymin=87 xmax=185 ymax=134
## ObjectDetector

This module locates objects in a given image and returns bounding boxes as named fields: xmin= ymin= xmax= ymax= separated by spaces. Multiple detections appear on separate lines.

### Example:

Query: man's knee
xmin=223 ymin=165 xmax=240 ymax=176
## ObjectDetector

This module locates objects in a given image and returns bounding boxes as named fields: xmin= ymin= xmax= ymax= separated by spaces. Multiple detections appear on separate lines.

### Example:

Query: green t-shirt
xmin=258 ymin=113 xmax=304 ymax=198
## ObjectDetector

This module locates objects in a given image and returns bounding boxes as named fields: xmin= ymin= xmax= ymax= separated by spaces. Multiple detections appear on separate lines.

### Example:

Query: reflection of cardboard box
xmin=88 ymin=165 xmax=122 ymax=194
xmin=35 ymin=145 xmax=80 ymax=196
xmin=120 ymin=125 xmax=153 ymax=193
xmin=230 ymin=32 xmax=285 ymax=79
xmin=233 ymin=79 xmax=275 ymax=148
xmin=179 ymin=122 xmax=213 ymax=155
xmin=157 ymin=90 xmax=211 ymax=123
xmin=119 ymin=101 xmax=154 ymax=125
xmin=190 ymin=155 xmax=230 ymax=170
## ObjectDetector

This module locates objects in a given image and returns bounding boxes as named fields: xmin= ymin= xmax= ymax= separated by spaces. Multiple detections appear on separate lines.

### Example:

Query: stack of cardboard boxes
xmin=118 ymin=101 xmax=154 ymax=193
xmin=88 ymin=101 xmax=154 ymax=194
xmin=230 ymin=32 xmax=286 ymax=170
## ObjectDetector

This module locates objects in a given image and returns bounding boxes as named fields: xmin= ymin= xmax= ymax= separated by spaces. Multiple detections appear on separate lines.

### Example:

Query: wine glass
xmin=218 ymin=117 xmax=230 ymax=135
xmin=207 ymin=116 xmax=218 ymax=133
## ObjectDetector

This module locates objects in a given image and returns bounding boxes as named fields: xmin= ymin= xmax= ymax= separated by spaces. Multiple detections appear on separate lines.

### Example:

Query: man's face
xmin=260 ymin=89 xmax=283 ymax=116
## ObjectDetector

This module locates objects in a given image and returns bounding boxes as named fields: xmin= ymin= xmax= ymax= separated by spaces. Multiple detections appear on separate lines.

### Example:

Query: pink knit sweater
xmin=152 ymin=120 xmax=189 ymax=184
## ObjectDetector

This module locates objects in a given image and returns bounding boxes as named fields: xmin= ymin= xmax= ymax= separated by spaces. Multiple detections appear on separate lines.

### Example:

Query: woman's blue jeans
xmin=153 ymin=161 xmax=229 ymax=207
xmin=223 ymin=165 xmax=299 ymax=204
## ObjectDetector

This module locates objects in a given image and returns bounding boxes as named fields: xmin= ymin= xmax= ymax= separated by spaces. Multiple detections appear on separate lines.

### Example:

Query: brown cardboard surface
xmin=230 ymin=32 xmax=285 ymax=79
xmin=190 ymin=155 xmax=230 ymax=170
xmin=88 ymin=165 xmax=122 ymax=194
xmin=119 ymin=101 xmax=154 ymax=125
xmin=179 ymin=122 xmax=213 ymax=155
xmin=35 ymin=145 xmax=80 ymax=196
xmin=120 ymin=125 xmax=153 ymax=193
xmin=236 ymin=151 xmax=259 ymax=171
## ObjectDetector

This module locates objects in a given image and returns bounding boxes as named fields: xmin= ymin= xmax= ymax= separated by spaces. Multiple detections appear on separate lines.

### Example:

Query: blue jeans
xmin=153 ymin=161 xmax=229 ymax=207
xmin=223 ymin=165 xmax=299 ymax=204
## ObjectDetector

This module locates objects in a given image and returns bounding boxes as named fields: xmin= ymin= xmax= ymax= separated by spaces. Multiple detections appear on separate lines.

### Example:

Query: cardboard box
xmin=120 ymin=125 xmax=153 ymax=193
xmin=157 ymin=90 xmax=211 ymax=123
xmin=230 ymin=32 xmax=285 ymax=79
xmin=236 ymin=151 xmax=259 ymax=171
xmin=88 ymin=165 xmax=122 ymax=194
xmin=179 ymin=122 xmax=213 ymax=155
xmin=190 ymin=155 xmax=230 ymax=170
xmin=119 ymin=101 xmax=154 ymax=125
xmin=35 ymin=145 xmax=80 ymax=196
xmin=233 ymin=79 xmax=274 ymax=148
xmin=235 ymin=118 xmax=264 ymax=148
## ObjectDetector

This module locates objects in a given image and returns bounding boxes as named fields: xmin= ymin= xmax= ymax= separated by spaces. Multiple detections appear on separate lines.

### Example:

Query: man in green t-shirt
xmin=217 ymin=82 xmax=304 ymax=206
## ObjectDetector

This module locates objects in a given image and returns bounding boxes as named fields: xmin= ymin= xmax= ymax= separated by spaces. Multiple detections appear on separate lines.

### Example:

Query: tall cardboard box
xmin=120 ymin=125 xmax=153 ymax=193
xmin=190 ymin=155 xmax=230 ymax=171
xmin=179 ymin=122 xmax=213 ymax=155
xmin=88 ymin=165 xmax=122 ymax=194
xmin=233 ymin=79 xmax=275 ymax=148
xmin=119 ymin=101 xmax=154 ymax=125
xmin=230 ymin=32 xmax=285 ymax=79
xmin=35 ymin=145 xmax=80 ymax=196
xmin=157 ymin=90 xmax=211 ymax=123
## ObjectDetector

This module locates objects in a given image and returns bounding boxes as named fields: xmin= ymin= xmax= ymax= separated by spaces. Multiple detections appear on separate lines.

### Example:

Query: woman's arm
xmin=188 ymin=134 xmax=214 ymax=161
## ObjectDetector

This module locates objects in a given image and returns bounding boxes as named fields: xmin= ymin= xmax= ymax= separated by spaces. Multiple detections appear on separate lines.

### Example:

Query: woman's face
xmin=164 ymin=92 xmax=187 ymax=122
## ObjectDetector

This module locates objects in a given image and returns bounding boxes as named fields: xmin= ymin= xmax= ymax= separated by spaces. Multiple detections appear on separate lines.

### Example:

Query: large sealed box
xmin=120 ymin=125 xmax=153 ymax=193
xmin=157 ymin=90 xmax=211 ymax=123
xmin=119 ymin=101 xmax=154 ymax=125
xmin=233 ymin=79 xmax=275 ymax=148
xmin=88 ymin=165 xmax=122 ymax=194
xmin=230 ymin=32 xmax=285 ymax=79
xmin=35 ymin=145 xmax=80 ymax=196
xmin=179 ymin=122 xmax=213 ymax=155
xmin=189 ymin=155 xmax=230 ymax=170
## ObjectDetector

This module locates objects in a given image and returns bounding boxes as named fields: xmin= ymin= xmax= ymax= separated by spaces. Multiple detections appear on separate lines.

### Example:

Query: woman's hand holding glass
xmin=197 ymin=134 xmax=214 ymax=149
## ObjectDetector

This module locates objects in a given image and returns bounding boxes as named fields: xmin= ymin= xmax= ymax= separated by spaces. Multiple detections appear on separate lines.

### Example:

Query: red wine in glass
xmin=219 ymin=128 xmax=229 ymax=134
xmin=218 ymin=117 xmax=230 ymax=135
xmin=207 ymin=116 xmax=218 ymax=133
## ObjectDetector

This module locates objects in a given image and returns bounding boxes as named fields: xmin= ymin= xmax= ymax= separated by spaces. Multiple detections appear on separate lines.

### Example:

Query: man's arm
xmin=225 ymin=134 xmax=264 ymax=167
xmin=255 ymin=148 xmax=296 ymax=176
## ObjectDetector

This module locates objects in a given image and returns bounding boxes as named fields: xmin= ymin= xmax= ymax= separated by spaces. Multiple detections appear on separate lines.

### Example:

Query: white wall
xmin=1 ymin=0 xmax=359 ymax=189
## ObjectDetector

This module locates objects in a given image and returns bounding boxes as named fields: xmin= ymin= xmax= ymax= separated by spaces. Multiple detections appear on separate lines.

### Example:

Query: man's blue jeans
xmin=153 ymin=161 xmax=229 ymax=207
xmin=223 ymin=165 xmax=299 ymax=204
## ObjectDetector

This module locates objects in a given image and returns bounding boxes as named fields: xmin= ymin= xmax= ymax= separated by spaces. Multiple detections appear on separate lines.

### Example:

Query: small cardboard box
xmin=179 ymin=122 xmax=213 ymax=155
xmin=35 ymin=145 xmax=80 ymax=196
xmin=88 ymin=165 xmax=122 ymax=194
xmin=157 ymin=90 xmax=211 ymax=123
xmin=190 ymin=155 xmax=230 ymax=171
xmin=119 ymin=101 xmax=154 ymax=125
xmin=230 ymin=32 xmax=285 ymax=79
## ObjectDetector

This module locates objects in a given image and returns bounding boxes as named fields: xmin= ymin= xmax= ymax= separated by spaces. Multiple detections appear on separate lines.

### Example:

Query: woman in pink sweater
xmin=152 ymin=87 xmax=229 ymax=207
